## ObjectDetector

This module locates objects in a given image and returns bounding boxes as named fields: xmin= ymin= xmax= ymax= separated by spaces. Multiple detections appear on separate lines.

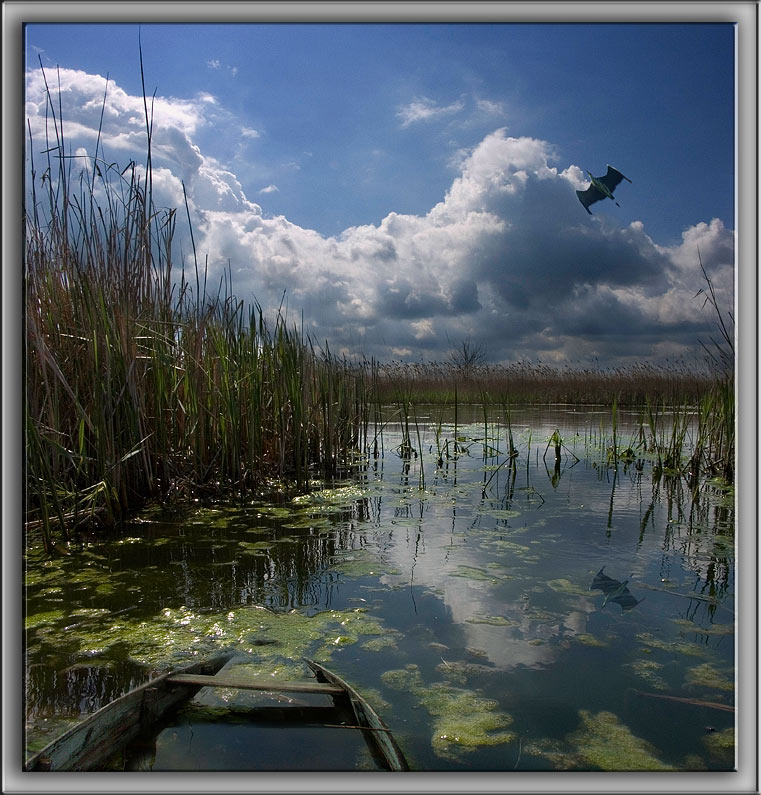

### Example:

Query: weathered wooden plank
xmin=166 ymin=673 xmax=344 ymax=695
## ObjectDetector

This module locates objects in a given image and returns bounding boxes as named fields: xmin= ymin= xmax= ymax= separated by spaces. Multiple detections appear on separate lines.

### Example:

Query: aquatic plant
xmin=701 ymin=726 xmax=734 ymax=764
xmin=528 ymin=710 xmax=676 ymax=771
xmin=683 ymin=662 xmax=734 ymax=692
xmin=25 ymin=71 xmax=371 ymax=549
xmin=381 ymin=664 xmax=515 ymax=760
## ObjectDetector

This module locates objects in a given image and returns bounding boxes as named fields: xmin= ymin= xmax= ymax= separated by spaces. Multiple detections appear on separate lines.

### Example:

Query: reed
xmin=25 ymin=71 xmax=370 ymax=550
xmin=370 ymin=358 xmax=719 ymax=407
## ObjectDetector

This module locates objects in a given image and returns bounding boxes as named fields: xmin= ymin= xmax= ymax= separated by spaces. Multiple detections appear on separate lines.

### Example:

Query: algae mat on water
xmin=27 ymin=602 xmax=388 ymax=671
xmin=526 ymin=709 xmax=677 ymax=771
xmin=381 ymin=664 xmax=515 ymax=761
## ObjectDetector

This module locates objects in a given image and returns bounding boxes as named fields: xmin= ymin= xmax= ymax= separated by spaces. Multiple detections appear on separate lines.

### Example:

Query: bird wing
xmin=576 ymin=186 xmax=605 ymax=213
xmin=598 ymin=165 xmax=631 ymax=192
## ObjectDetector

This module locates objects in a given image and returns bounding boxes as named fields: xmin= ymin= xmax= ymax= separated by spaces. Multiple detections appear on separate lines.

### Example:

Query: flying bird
xmin=576 ymin=165 xmax=632 ymax=214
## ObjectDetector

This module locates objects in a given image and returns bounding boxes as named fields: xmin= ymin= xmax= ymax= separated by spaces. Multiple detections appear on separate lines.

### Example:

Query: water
xmin=24 ymin=407 xmax=735 ymax=771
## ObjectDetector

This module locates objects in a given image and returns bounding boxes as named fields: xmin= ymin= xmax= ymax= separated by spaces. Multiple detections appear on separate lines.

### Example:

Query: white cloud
xmin=397 ymin=96 xmax=465 ymax=127
xmin=475 ymin=98 xmax=507 ymax=116
xmin=25 ymin=68 xmax=735 ymax=369
xmin=259 ymin=184 xmax=279 ymax=194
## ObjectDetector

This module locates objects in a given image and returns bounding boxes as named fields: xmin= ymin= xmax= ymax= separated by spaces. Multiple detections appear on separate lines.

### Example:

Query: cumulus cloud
xmin=25 ymin=68 xmax=735 ymax=368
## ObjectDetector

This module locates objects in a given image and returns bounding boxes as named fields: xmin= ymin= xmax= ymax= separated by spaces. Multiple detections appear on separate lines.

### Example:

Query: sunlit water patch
xmin=25 ymin=407 xmax=735 ymax=770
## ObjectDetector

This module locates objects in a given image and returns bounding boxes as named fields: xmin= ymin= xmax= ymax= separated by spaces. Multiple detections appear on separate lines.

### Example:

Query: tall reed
xmin=25 ymin=70 xmax=369 ymax=550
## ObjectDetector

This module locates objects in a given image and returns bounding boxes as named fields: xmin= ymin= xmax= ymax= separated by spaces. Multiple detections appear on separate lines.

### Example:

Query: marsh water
xmin=24 ymin=406 xmax=735 ymax=771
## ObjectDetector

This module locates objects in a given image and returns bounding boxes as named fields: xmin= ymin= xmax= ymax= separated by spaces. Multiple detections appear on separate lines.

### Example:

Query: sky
xmin=24 ymin=22 xmax=736 ymax=368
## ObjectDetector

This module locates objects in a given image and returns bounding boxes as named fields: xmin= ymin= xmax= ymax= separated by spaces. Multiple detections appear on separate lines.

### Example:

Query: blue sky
xmin=25 ymin=22 xmax=736 ymax=367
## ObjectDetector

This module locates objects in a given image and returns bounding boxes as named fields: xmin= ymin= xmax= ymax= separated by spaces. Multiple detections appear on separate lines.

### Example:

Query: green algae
xmin=251 ymin=506 xmax=295 ymax=519
xmin=435 ymin=659 xmax=496 ymax=686
xmin=574 ymin=633 xmax=606 ymax=647
xmin=331 ymin=550 xmax=401 ymax=578
xmin=25 ymin=609 xmax=66 ymax=630
xmin=32 ymin=603 xmax=388 ymax=670
xmin=701 ymin=727 xmax=734 ymax=764
xmin=450 ymin=566 xmax=498 ymax=583
xmin=476 ymin=508 xmax=521 ymax=520
xmin=488 ymin=539 xmax=531 ymax=554
xmin=362 ymin=635 xmax=399 ymax=652
xmin=466 ymin=614 xmax=518 ymax=627
xmin=292 ymin=484 xmax=372 ymax=507
xmin=625 ymin=659 xmax=669 ymax=690
xmin=546 ymin=578 xmax=591 ymax=596
xmin=636 ymin=632 xmax=708 ymax=658
xmin=530 ymin=710 xmax=676 ymax=771
xmin=571 ymin=710 xmax=676 ymax=770
xmin=671 ymin=618 xmax=734 ymax=637
xmin=381 ymin=664 xmax=514 ymax=761
xmin=683 ymin=662 xmax=734 ymax=692
xmin=281 ymin=517 xmax=333 ymax=530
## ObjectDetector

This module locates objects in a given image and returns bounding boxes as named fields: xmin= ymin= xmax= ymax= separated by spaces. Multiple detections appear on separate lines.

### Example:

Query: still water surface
xmin=25 ymin=407 xmax=735 ymax=771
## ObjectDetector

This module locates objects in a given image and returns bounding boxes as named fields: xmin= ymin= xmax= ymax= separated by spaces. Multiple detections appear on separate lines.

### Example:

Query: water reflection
xmin=25 ymin=406 xmax=735 ymax=770
xmin=590 ymin=567 xmax=644 ymax=612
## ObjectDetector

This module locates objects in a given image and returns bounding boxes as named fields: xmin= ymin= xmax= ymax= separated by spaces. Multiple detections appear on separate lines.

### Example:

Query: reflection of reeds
xmin=25 ymin=74 xmax=369 ymax=551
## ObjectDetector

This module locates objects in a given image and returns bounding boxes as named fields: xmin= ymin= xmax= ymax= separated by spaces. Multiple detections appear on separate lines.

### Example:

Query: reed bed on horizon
xmin=368 ymin=357 xmax=721 ymax=407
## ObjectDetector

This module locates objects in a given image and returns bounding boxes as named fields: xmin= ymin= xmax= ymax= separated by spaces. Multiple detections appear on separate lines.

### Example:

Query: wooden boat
xmin=25 ymin=653 xmax=409 ymax=772
xmin=25 ymin=651 xmax=234 ymax=771
xmin=305 ymin=658 xmax=410 ymax=772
